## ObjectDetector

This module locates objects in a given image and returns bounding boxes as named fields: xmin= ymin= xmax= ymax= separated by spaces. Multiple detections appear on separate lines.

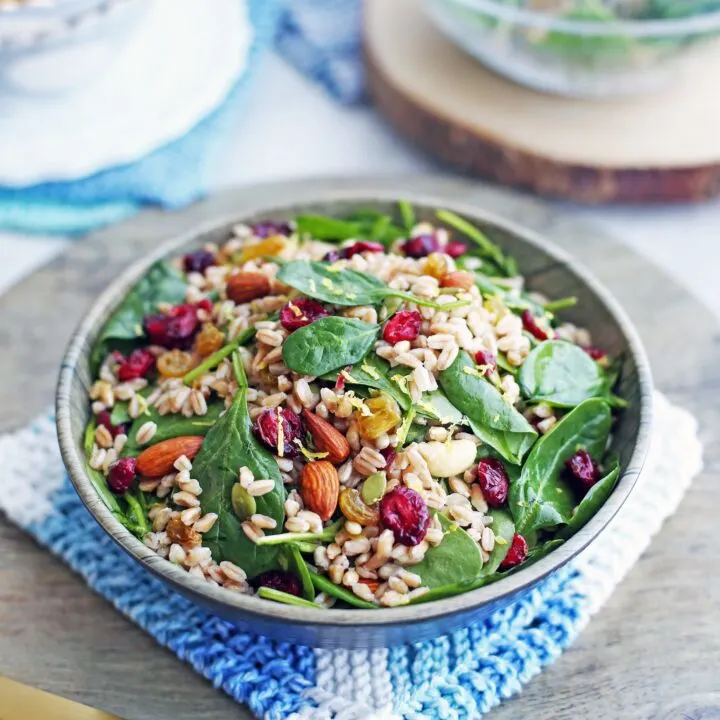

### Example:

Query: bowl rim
xmin=56 ymin=187 xmax=653 ymax=629
xmin=436 ymin=0 xmax=720 ymax=37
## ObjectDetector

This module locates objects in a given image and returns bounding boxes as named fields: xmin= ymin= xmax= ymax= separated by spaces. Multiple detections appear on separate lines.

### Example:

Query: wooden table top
xmin=0 ymin=177 xmax=718 ymax=720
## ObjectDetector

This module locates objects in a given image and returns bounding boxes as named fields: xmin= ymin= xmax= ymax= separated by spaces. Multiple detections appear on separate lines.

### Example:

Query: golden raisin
xmin=357 ymin=394 xmax=401 ymax=440
xmin=234 ymin=235 xmax=287 ymax=264
xmin=166 ymin=515 xmax=201 ymax=547
xmin=423 ymin=252 xmax=451 ymax=280
xmin=194 ymin=323 xmax=225 ymax=356
xmin=339 ymin=488 xmax=380 ymax=526
xmin=157 ymin=349 xmax=196 ymax=378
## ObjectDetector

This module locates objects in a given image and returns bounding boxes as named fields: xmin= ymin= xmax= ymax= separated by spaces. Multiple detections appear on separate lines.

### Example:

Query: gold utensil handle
xmin=0 ymin=677 xmax=122 ymax=720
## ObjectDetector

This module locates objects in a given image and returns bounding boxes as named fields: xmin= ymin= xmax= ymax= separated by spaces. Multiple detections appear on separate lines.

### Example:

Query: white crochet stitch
xmin=0 ymin=392 xmax=704 ymax=720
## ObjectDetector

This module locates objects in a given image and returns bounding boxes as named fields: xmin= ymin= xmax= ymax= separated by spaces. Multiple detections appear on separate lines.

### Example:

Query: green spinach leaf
xmin=411 ymin=509 xmax=515 ymax=604
xmin=559 ymin=459 xmax=621 ymax=539
xmin=193 ymin=359 xmax=285 ymax=577
xmin=295 ymin=215 xmax=364 ymax=241
xmin=321 ymin=353 xmax=412 ymax=411
xmin=282 ymin=317 xmax=380 ymax=376
xmin=519 ymin=340 xmax=608 ymax=408
xmin=439 ymin=351 xmax=537 ymax=464
xmin=415 ymin=388 xmax=464 ymax=425
xmin=91 ymin=262 xmax=187 ymax=369
xmin=410 ymin=513 xmax=483 ymax=589
xmin=509 ymin=398 xmax=612 ymax=534
xmin=276 ymin=260 xmax=470 ymax=310
xmin=308 ymin=570 xmax=377 ymax=608
xmin=121 ymin=402 xmax=224 ymax=457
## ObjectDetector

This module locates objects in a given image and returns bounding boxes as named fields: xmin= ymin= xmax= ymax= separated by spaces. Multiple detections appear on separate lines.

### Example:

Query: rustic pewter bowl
xmin=56 ymin=190 xmax=653 ymax=648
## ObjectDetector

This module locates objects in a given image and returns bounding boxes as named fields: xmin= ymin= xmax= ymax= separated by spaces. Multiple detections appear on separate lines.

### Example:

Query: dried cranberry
xmin=521 ymin=310 xmax=553 ymax=341
xmin=144 ymin=304 xmax=200 ymax=348
xmin=474 ymin=349 xmax=497 ymax=377
xmin=279 ymin=298 xmax=329 ymax=332
xmin=582 ymin=345 xmax=607 ymax=361
xmin=401 ymin=233 xmax=441 ymax=258
xmin=343 ymin=241 xmax=384 ymax=258
xmin=183 ymin=250 xmax=216 ymax=274
xmin=380 ymin=447 xmax=396 ymax=470
xmin=565 ymin=449 xmax=600 ymax=495
xmin=444 ymin=241 xmax=467 ymax=258
xmin=108 ymin=457 xmax=136 ymax=494
xmin=97 ymin=411 xmax=127 ymax=439
xmin=195 ymin=298 xmax=213 ymax=313
xmin=476 ymin=458 xmax=510 ymax=508
xmin=499 ymin=533 xmax=529 ymax=570
xmin=379 ymin=486 xmax=430 ymax=546
xmin=253 ymin=407 xmax=303 ymax=457
xmin=383 ymin=310 xmax=422 ymax=344
xmin=252 ymin=221 xmax=292 ymax=238
xmin=254 ymin=570 xmax=302 ymax=597
xmin=117 ymin=348 xmax=155 ymax=382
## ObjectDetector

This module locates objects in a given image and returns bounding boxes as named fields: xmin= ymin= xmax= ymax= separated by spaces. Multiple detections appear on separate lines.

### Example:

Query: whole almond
xmin=303 ymin=410 xmax=350 ymax=464
xmin=226 ymin=272 xmax=271 ymax=304
xmin=300 ymin=460 xmax=340 ymax=521
xmin=136 ymin=436 xmax=204 ymax=477
xmin=440 ymin=270 xmax=475 ymax=291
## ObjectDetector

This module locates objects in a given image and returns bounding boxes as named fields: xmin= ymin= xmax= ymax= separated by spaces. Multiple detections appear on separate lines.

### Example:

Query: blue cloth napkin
xmin=0 ymin=395 xmax=698 ymax=719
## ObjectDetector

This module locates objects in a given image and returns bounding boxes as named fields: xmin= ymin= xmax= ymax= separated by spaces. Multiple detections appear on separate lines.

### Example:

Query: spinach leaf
xmin=509 ymin=398 xmax=612 ymax=534
xmin=559 ymin=459 xmax=621 ymax=539
xmin=415 ymin=388 xmax=464 ymax=425
xmin=321 ymin=354 xmax=412 ymax=411
xmin=110 ymin=402 xmax=131 ymax=426
xmin=411 ymin=509 xmax=514 ymax=604
xmin=193 ymin=358 xmax=285 ymax=577
xmin=284 ymin=544 xmax=315 ymax=601
xmin=121 ymin=402 xmax=224 ymax=457
xmin=404 ymin=421 xmax=428 ymax=445
xmin=439 ymin=351 xmax=537 ymax=464
xmin=295 ymin=215 xmax=364 ymax=241
xmin=519 ymin=340 xmax=608 ymax=408
xmin=308 ymin=570 xmax=377 ymax=608
xmin=436 ymin=210 xmax=517 ymax=277
xmin=410 ymin=513 xmax=483 ymax=589
xmin=91 ymin=262 xmax=187 ymax=369
xmin=282 ymin=317 xmax=380 ymax=376
xmin=276 ymin=260 xmax=470 ymax=311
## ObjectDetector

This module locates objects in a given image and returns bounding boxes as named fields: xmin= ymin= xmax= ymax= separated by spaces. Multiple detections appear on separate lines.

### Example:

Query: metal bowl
xmin=56 ymin=190 xmax=653 ymax=648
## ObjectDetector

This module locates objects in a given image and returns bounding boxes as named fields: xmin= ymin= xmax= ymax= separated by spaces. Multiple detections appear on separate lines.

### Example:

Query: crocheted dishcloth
xmin=0 ymin=392 xmax=703 ymax=719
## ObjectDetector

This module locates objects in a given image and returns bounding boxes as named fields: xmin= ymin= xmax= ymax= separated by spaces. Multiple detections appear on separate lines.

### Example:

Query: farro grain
xmin=247 ymin=479 xmax=275 ymax=496
xmin=172 ymin=491 xmax=200 ymax=508
xmin=168 ymin=544 xmax=186 ymax=564
xmin=94 ymin=424 xmax=113 ymax=449
xmin=351 ymin=583 xmax=376 ymax=603
xmin=180 ymin=506 xmax=202 ymax=525
xmin=219 ymin=560 xmax=247 ymax=583
xmin=194 ymin=513 xmax=218 ymax=533
xmin=251 ymin=513 xmax=277 ymax=530
xmin=135 ymin=421 xmax=158 ymax=445
xmin=481 ymin=527 xmax=496 ymax=552
xmin=241 ymin=521 xmax=264 ymax=543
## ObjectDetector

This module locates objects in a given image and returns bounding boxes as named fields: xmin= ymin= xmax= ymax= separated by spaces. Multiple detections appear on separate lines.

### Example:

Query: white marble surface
xmin=1 ymin=54 xmax=719 ymax=320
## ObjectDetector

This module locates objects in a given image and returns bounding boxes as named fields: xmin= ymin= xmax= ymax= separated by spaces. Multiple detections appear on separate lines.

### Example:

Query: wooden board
xmin=364 ymin=0 xmax=720 ymax=202
xmin=0 ymin=177 xmax=719 ymax=720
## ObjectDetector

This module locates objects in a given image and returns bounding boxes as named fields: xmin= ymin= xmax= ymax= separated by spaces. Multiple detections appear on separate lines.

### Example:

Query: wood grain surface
xmin=0 ymin=177 xmax=719 ymax=720
xmin=365 ymin=0 xmax=720 ymax=203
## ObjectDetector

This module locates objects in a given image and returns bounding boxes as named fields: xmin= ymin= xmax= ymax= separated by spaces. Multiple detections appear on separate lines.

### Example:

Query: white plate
xmin=0 ymin=0 xmax=250 ymax=186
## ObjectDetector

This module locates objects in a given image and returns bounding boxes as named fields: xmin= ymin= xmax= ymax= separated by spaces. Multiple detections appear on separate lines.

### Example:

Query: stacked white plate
xmin=0 ymin=0 xmax=251 ymax=185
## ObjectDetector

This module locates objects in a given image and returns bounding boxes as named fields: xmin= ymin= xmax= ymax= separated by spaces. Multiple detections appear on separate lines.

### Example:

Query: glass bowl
xmin=423 ymin=0 xmax=720 ymax=97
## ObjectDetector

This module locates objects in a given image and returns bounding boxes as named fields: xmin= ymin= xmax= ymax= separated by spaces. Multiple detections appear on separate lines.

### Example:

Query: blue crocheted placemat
xmin=0 ymin=395 xmax=702 ymax=719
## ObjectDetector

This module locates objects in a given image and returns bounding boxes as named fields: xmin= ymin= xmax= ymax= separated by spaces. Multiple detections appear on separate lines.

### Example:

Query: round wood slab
xmin=0 ymin=176 xmax=718 ymax=719
xmin=364 ymin=0 xmax=720 ymax=202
